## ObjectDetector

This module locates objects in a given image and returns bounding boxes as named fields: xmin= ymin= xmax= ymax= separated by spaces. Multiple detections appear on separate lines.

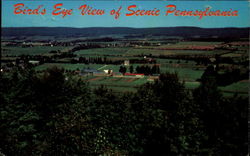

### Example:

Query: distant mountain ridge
xmin=2 ymin=27 xmax=249 ymax=38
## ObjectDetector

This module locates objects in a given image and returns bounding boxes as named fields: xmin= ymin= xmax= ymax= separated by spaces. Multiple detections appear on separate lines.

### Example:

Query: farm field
xmin=35 ymin=63 xmax=203 ymax=82
xmin=35 ymin=63 xmax=104 ymax=71
xmin=34 ymin=62 xmax=205 ymax=92
xmin=80 ymin=75 xmax=148 ymax=92
xmin=157 ymin=41 xmax=224 ymax=48
xmin=75 ymin=47 xmax=132 ymax=56
xmin=35 ymin=63 xmax=131 ymax=73
xmin=125 ymin=41 xmax=224 ymax=49
xmin=221 ymin=50 xmax=249 ymax=58
xmin=124 ymin=48 xmax=226 ymax=56
xmin=2 ymin=39 xmax=249 ymax=97
xmin=80 ymin=75 xmax=204 ymax=93
xmin=1 ymin=46 xmax=72 ymax=56
xmin=219 ymin=80 xmax=249 ymax=96
xmin=74 ymin=46 xmax=230 ymax=57
xmin=160 ymin=66 xmax=204 ymax=81
xmin=79 ymin=74 xmax=211 ymax=93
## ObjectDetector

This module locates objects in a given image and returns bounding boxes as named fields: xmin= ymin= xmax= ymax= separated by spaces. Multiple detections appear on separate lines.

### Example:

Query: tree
xmin=151 ymin=64 xmax=160 ymax=74
xmin=129 ymin=66 xmax=134 ymax=73
xmin=136 ymin=66 xmax=140 ymax=73
xmin=0 ymin=67 xmax=93 ymax=155
xmin=193 ymin=67 xmax=247 ymax=155
xmin=135 ymin=73 xmax=205 ymax=155
xmin=119 ymin=66 xmax=126 ymax=74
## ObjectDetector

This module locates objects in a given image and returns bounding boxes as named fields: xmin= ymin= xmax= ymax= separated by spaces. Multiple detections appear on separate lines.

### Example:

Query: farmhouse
xmin=124 ymin=60 xmax=130 ymax=66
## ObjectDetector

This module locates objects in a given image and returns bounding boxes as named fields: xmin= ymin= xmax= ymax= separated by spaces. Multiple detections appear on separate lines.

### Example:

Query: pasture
xmin=74 ymin=46 xmax=230 ymax=57
xmin=219 ymin=80 xmax=249 ymax=96
xmin=81 ymin=75 xmax=148 ymax=92
xmin=1 ymin=46 xmax=71 ymax=56
xmin=75 ymin=48 xmax=132 ymax=56
xmin=160 ymin=65 xmax=204 ymax=81
xmin=35 ymin=63 xmax=104 ymax=71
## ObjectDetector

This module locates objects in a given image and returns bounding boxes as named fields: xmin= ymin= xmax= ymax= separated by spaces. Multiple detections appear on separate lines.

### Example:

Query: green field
xmin=81 ymin=75 xmax=149 ymax=92
xmin=133 ymin=42 xmax=224 ymax=49
xmin=84 ymin=76 xmax=148 ymax=86
xmin=157 ymin=41 xmax=223 ymax=48
xmin=221 ymin=50 xmax=249 ymax=58
xmin=125 ymin=48 xmax=223 ymax=56
xmin=220 ymin=80 xmax=249 ymax=95
xmin=3 ymin=40 xmax=246 ymax=96
xmin=35 ymin=63 xmax=104 ymax=71
xmin=160 ymin=65 xmax=204 ymax=81
xmin=75 ymin=48 xmax=132 ymax=56
xmin=74 ymin=46 xmax=228 ymax=57
xmin=1 ymin=46 xmax=72 ymax=56
xmin=35 ymin=62 xmax=203 ymax=91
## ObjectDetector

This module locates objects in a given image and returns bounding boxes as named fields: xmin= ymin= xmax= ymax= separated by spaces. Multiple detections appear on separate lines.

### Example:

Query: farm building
xmin=80 ymin=68 xmax=105 ymax=76
xmin=124 ymin=73 xmax=144 ymax=78
xmin=28 ymin=60 xmax=40 ymax=65
xmin=124 ymin=60 xmax=130 ymax=66
xmin=147 ymin=76 xmax=159 ymax=81
xmin=103 ymin=69 xmax=113 ymax=74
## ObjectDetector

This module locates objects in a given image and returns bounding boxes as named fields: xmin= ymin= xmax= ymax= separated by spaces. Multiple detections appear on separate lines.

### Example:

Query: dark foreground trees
xmin=193 ymin=66 xmax=248 ymax=155
xmin=0 ymin=68 xmax=248 ymax=155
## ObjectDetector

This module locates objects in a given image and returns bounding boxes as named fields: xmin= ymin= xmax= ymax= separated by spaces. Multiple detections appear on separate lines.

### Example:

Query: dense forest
xmin=0 ymin=67 xmax=247 ymax=155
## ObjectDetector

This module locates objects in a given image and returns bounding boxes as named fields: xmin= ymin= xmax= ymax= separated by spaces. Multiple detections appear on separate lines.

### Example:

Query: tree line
xmin=200 ymin=65 xmax=249 ymax=86
xmin=119 ymin=65 xmax=160 ymax=75
xmin=0 ymin=67 xmax=247 ymax=155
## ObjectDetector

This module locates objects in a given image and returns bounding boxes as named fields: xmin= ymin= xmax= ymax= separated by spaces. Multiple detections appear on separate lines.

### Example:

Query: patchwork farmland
xmin=1 ymin=29 xmax=249 ymax=96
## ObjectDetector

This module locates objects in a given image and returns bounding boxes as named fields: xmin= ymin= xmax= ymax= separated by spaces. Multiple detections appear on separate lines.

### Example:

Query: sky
xmin=2 ymin=0 xmax=250 ymax=28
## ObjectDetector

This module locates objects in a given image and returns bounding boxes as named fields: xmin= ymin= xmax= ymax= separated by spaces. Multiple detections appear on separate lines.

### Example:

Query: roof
xmin=124 ymin=73 xmax=144 ymax=76
xmin=81 ymin=68 xmax=104 ymax=73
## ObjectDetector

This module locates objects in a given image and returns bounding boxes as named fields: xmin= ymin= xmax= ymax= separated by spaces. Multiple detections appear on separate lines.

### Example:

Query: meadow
xmin=35 ymin=63 xmax=104 ymax=71
xmin=219 ymin=80 xmax=249 ymax=96
xmin=1 ymin=46 xmax=73 ymax=56
xmin=75 ymin=48 xmax=131 ymax=56
xmin=74 ymin=47 xmax=230 ymax=58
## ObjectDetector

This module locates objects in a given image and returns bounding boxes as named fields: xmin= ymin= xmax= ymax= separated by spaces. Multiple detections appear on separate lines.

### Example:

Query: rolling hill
xmin=2 ymin=27 xmax=249 ymax=39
